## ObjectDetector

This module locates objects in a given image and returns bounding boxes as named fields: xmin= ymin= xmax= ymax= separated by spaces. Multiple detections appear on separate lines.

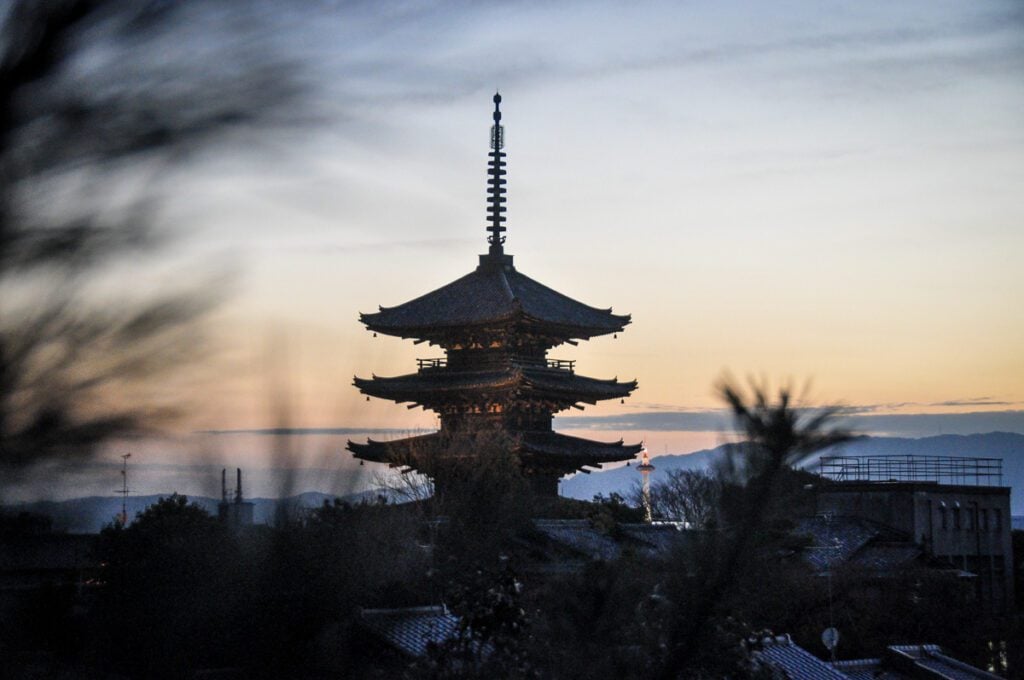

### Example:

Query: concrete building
xmin=816 ymin=455 xmax=1014 ymax=612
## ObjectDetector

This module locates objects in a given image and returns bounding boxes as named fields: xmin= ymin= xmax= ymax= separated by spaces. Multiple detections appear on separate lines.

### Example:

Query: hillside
xmin=562 ymin=432 xmax=1024 ymax=512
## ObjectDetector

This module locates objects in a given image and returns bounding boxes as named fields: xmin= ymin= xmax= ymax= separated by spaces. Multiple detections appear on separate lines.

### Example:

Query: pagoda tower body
xmin=348 ymin=94 xmax=640 ymax=496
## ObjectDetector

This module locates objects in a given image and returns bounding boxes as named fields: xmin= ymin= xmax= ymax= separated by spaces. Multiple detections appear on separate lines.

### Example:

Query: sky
xmin=38 ymin=1 xmax=1024 ymax=498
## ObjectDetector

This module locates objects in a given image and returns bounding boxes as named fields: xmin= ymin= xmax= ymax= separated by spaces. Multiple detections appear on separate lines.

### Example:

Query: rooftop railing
xmin=817 ymin=455 xmax=1002 ymax=486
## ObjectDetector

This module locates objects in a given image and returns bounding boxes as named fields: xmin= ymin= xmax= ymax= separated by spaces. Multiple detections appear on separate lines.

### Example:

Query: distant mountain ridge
xmin=9 ymin=433 xmax=1023 ymax=532
xmin=562 ymin=432 xmax=1024 ymax=512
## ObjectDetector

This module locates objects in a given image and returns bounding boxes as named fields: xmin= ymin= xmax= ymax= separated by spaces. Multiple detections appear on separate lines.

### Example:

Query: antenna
xmin=235 ymin=468 xmax=243 ymax=504
xmin=222 ymin=468 xmax=228 ymax=503
xmin=117 ymin=453 xmax=131 ymax=525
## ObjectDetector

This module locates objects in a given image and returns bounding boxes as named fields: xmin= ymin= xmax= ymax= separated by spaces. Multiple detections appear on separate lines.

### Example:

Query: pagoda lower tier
xmin=348 ymin=430 xmax=643 ymax=496
xmin=349 ymin=363 xmax=638 ymax=494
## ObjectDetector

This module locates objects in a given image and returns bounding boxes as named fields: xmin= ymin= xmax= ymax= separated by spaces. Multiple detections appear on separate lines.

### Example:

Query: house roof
xmin=360 ymin=263 xmax=630 ymax=341
xmin=756 ymin=637 xmax=1001 ymax=680
xmin=887 ymin=644 xmax=1003 ymax=679
xmin=833 ymin=645 xmax=1004 ymax=680
xmin=752 ymin=635 xmax=850 ymax=680
xmin=358 ymin=606 xmax=461 ymax=659
xmin=795 ymin=516 xmax=920 ymax=573
xmin=531 ymin=519 xmax=684 ymax=563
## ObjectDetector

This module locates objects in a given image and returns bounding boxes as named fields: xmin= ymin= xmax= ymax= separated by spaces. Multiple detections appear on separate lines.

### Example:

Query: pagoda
xmin=348 ymin=94 xmax=641 ymax=495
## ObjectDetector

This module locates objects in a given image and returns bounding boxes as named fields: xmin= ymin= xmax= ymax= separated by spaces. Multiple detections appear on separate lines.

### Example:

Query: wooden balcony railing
xmin=417 ymin=356 xmax=575 ymax=373
xmin=545 ymin=358 xmax=575 ymax=373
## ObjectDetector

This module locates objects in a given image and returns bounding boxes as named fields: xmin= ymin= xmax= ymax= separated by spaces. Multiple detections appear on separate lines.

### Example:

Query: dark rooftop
xmin=756 ymin=637 xmax=1002 ymax=680
xmin=360 ymin=264 xmax=630 ymax=341
xmin=354 ymin=366 xmax=635 ymax=406
xmin=834 ymin=644 xmax=1004 ymax=679
xmin=349 ymin=430 xmax=641 ymax=467
xmin=795 ymin=515 xmax=920 ymax=573
xmin=752 ymin=635 xmax=850 ymax=680
xmin=358 ymin=605 xmax=463 ymax=659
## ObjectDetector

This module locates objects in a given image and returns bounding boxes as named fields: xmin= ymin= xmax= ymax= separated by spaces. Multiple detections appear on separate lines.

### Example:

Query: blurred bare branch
xmin=0 ymin=0 xmax=303 ymax=477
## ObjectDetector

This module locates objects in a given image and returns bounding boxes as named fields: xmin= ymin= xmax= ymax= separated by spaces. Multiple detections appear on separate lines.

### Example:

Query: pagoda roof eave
xmin=358 ymin=265 xmax=630 ymax=340
xmin=347 ymin=431 xmax=641 ymax=469
xmin=353 ymin=368 xmax=637 ymax=404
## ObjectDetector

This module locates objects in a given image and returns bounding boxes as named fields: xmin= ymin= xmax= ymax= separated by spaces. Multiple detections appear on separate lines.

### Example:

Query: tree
xmin=0 ymin=0 xmax=300 ymax=481
xmin=656 ymin=378 xmax=853 ymax=678
xmin=638 ymin=469 xmax=723 ymax=528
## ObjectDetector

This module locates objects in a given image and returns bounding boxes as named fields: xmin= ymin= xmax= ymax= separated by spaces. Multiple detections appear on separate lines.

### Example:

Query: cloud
xmin=199 ymin=427 xmax=412 ymax=436
xmin=929 ymin=398 xmax=1017 ymax=408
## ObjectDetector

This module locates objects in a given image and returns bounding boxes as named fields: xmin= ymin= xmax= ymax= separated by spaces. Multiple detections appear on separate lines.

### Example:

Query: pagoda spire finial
xmin=486 ymin=91 xmax=507 ymax=257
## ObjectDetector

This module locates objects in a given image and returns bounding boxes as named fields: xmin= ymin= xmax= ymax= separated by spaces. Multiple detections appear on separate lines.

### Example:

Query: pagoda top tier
xmin=360 ymin=264 xmax=630 ymax=343
xmin=359 ymin=93 xmax=630 ymax=345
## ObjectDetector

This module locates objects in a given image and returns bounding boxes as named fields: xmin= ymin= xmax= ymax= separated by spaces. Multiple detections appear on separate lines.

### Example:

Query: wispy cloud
xmin=199 ymin=427 xmax=413 ymax=436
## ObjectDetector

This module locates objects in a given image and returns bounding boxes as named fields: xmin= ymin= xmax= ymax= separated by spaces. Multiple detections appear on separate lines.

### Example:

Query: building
xmin=752 ymin=634 xmax=1002 ymax=679
xmin=348 ymin=94 xmax=640 ymax=495
xmin=816 ymin=455 xmax=1014 ymax=612
xmin=217 ymin=468 xmax=254 ymax=528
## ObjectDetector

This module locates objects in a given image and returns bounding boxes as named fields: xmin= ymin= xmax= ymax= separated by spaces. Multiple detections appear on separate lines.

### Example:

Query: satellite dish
xmin=821 ymin=627 xmax=840 ymax=651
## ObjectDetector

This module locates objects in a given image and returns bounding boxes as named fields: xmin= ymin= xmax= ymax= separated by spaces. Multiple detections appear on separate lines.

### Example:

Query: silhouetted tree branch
xmin=0 ymin=0 xmax=301 ymax=478
xmin=657 ymin=378 xmax=853 ymax=678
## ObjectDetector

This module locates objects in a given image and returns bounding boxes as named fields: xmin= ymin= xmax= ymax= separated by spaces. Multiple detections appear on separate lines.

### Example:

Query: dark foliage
xmin=0 ymin=0 xmax=299 ymax=481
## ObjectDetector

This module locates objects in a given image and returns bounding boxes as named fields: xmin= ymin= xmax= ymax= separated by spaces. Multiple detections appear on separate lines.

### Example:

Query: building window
xmin=967 ymin=508 xmax=976 ymax=531
xmin=993 ymin=509 xmax=1002 ymax=531
xmin=953 ymin=508 xmax=961 ymax=529
xmin=939 ymin=506 xmax=948 ymax=530
xmin=980 ymin=509 xmax=989 ymax=531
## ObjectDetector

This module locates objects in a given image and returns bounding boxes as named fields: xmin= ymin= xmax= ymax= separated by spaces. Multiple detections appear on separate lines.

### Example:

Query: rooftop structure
xmin=814 ymin=475 xmax=1014 ymax=612
xmin=818 ymin=454 xmax=1002 ymax=486
xmin=349 ymin=94 xmax=640 ymax=494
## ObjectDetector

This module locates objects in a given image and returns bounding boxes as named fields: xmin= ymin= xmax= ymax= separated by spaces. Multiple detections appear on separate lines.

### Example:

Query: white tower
xmin=637 ymin=445 xmax=655 ymax=523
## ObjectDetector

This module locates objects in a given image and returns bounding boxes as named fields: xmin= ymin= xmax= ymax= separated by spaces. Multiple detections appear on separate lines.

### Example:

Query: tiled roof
xmin=752 ymin=635 xmax=851 ymax=680
xmin=849 ymin=544 xmax=921 ymax=571
xmin=887 ymin=644 xmax=1003 ymax=680
xmin=358 ymin=606 xmax=461 ymax=659
xmin=533 ymin=519 xmax=621 ymax=561
xmin=354 ymin=366 xmax=636 ymax=405
xmin=532 ymin=520 xmax=682 ymax=562
xmin=361 ymin=264 xmax=630 ymax=340
xmin=795 ymin=516 xmax=884 ymax=569
xmin=757 ymin=638 xmax=1001 ymax=680
xmin=832 ymin=658 xmax=899 ymax=680
xmin=348 ymin=431 xmax=641 ymax=467
xmin=795 ymin=516 xmax=918 ymax=572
